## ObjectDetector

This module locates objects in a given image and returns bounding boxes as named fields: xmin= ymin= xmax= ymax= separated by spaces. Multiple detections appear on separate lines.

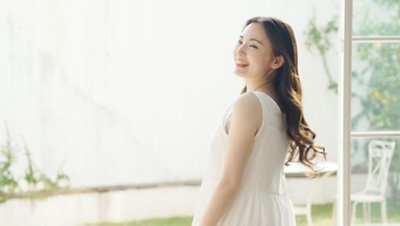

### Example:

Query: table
xmin=284 ymin=161 xmax=338 ymax=177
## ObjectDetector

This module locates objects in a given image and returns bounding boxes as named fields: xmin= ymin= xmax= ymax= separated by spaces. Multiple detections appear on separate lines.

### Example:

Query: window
xmin=339 ymin=0 xmax=400 ymax=225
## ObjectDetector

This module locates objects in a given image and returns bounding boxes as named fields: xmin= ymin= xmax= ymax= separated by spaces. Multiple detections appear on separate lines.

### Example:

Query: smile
xmin=236 ymin=63 xmax=249 ymax=68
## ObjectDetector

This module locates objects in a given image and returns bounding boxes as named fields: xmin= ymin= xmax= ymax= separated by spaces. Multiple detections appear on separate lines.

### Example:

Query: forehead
xmin=241 ymin=22 xmax=269 ymax=43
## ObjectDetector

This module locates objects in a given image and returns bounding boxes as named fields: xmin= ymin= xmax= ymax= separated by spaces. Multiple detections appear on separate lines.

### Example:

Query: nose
xmin=236 ymin=44 xmax=246 ymax=56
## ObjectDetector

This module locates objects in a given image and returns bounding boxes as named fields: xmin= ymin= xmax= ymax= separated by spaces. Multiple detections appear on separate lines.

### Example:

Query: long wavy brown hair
xmin=240 ymin=16 xmax=326 ymax=171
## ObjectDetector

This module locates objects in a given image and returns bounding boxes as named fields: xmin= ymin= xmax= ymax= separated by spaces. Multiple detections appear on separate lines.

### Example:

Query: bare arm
xmin=199 ymin=93 xmax=262 ymax=226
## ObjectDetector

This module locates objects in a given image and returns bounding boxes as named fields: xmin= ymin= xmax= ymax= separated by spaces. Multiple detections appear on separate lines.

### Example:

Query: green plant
xmin=0 ymin=124 xmax=70 ymax=203
xmin=23 ymin=141 xmax=70 ymax=191
xmin=0 ymin=126 xmax=19 ymax=202
xmin=304 ymin=10 xmax=338 ymax=93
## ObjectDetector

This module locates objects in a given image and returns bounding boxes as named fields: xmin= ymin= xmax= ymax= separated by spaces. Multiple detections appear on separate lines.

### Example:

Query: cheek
xmin=250 ymin=58 xmax=272 ymax=75
xmin=251 ymin=54 xmax=268 ymax=69
xmin=260 ymin=54 xmax=274 ymax=69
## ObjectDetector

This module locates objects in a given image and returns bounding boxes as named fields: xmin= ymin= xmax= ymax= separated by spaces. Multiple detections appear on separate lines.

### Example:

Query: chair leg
xmin=381 ymin=200 xmax=388 ymax=223
xmin=363 ymin=203 xmax=368 ymax=223
xmin=332 ymin=199 xmax=336 ymax=226
xmin=352 ymin=201 xmax=358 ymax=224
xmin=367 ymin=203 xmax=371 ymax=222
xmin=306 ymin=205 xmax=313 ymax=226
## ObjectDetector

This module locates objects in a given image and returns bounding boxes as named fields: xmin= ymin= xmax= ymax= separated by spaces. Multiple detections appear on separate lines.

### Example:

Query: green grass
xmin=89 ymin=201 xmax=400 ymax=226
xmin=296 ymin=203 xmax=334 ymax=226
xmin=351 ymin=200 xmax=400 ymax=224
xmin=86 ymin=216 xmax=192 ymax=226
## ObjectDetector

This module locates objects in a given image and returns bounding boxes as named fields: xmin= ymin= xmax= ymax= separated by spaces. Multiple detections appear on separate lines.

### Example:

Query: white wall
xmin=0 ymin=0 xmax=339 ymax=188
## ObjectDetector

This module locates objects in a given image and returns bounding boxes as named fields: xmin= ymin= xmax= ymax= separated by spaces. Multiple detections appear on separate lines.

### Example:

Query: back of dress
xmin=237 ymin=91 xmax=291 ymax=193
xmin=191 ymin=91 xmax=296 ymax=226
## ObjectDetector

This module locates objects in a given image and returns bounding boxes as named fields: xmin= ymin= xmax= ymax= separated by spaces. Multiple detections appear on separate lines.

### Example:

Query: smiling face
xmin=233 ymin=22 xmax=281 ymax=80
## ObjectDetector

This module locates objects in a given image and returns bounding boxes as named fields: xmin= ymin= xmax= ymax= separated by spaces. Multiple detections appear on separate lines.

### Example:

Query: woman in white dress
xmin=191 ymin=16 xmax=325 ymax=226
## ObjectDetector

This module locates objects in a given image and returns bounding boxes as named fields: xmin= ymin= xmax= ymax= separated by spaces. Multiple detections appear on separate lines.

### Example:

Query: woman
xmin=191 ymin=16 xmax=325 ymax=226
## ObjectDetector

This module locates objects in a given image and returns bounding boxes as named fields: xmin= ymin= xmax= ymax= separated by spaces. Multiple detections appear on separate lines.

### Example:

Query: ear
xmin=271 ymin=55 xmax=284 ymax=69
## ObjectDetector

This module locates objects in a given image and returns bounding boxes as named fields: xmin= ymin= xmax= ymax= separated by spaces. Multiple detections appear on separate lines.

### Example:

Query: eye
xmin=250 ymin=44 xmax=258 ymax=49
xmin=237 ymin=39 xmax=243 ymax=45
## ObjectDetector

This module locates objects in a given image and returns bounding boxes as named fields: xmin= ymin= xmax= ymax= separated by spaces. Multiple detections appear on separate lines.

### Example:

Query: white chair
xmin=351 ymin=140 xmax=396 ymax=224
xmin=293 ymin=167 xmax=336 ymax=226
xmin=294 ymin=188 xmax=314 ymax=226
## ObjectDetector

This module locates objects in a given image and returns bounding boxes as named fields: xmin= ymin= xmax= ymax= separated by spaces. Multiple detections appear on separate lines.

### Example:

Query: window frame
xmin=339 ymin=1 xmax=400 ymax=225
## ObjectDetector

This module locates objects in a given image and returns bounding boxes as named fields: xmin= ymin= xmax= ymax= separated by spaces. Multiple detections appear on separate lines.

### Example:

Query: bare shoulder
xmin=233 ymin=92 xmax=260 ymax=109
xmin=231 ymin=92 xmax=261 ymax=120
xmin=227 ymin=92 xmax=262 ymax=136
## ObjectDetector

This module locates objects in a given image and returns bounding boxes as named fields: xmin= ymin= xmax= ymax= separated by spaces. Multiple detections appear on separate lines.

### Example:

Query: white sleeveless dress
xmin=191 ymin=91 xmax=297 ymax=226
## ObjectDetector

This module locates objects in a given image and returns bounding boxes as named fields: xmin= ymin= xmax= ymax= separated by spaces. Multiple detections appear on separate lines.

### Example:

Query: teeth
xmin=236 ymin=61 xmax=249 ymax=66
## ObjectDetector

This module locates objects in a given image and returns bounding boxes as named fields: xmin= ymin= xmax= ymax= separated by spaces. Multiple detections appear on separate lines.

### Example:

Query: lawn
xmin=89 ymin=201 xmax=400 ymax=226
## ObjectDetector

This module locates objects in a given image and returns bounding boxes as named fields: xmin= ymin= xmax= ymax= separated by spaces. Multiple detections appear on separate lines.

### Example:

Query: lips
xmin=236 ymin=59 xmax=249 ymax=68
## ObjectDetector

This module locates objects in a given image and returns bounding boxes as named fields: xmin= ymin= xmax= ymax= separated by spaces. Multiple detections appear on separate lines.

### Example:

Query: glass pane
xmin=351 ymin=136 xmax=400 ymax=224
xmin=351 ymin=43 xmax=400 ymax=132
xmin=353 ymin=0 xmax=400 ymax=36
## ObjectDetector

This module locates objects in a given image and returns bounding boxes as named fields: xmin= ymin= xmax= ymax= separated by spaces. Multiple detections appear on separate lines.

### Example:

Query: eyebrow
xmin=239 ymin=35 xmax=263 ymax=45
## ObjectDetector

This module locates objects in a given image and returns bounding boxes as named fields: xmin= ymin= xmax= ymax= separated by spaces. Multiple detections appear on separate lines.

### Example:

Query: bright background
xmin=0 ymin=0 xmax=338 ymax=188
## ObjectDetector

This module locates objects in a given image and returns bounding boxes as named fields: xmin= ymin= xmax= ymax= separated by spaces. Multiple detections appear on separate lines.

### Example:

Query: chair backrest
xmin=364 ymin=140 xmax=396 ymax=195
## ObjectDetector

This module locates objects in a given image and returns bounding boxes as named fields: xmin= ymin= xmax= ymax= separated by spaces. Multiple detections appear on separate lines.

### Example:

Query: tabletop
xmin=284 ymin=161 xmax=338 ymax=177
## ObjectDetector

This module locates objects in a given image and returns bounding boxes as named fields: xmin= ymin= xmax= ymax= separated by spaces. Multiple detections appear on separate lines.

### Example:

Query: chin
xmin=234 ymin=70 xmax=248 ymax=78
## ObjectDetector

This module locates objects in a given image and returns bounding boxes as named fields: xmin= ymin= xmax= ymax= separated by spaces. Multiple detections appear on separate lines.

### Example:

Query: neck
xmin=246 ymin=79 xmax=274 ymax=92
xmin=245 ymin=78 xmax=277 ymax=100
